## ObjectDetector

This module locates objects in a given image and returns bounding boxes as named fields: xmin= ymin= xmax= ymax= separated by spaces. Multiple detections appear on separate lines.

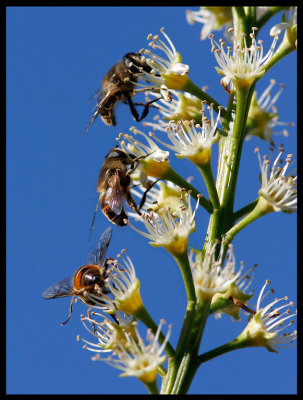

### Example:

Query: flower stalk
xmin=44 ymin=8 xmax=297 ymax=395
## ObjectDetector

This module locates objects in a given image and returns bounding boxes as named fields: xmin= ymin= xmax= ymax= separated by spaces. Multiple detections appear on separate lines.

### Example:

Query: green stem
xmin=135 ymin=305 xmax=175 ymax=358
xmin=160 ymin=357 xmax=179 ymax=394
xmin=144 ymin=379 xmax=159 ymax=394
xmin=232 ymin=6 xmax=249 ymax=41
xmin=197 ymin=162 xmax=220 ymax=210
xmin=170 ymin=299 xmax=211 ymax=394
xmin=233 ymin=198 xmax=259 ymax=222
xmin=221 ymin=86 xmax=251 ymax=212
xmin=202 ymin=92 xmax=236 ymax=255
xmin=173 ymin=252 xmax=196 ymax=304
xmin=224 ymin=197 xmax=271 ymax=247
xmin=234 ymin=6 xmax=245 ymax=20
xmin=203 ymin=83 xmax=254 ymax=257
xmin=196 ymin=337 xmax=248 ymax=367
xmin=170 ymin=352 xmax=193 ymax=394
xmin=164 ymin=165 xmax=214 ymax=213
xmin=175 ymin=300 xmax=196 ymax=357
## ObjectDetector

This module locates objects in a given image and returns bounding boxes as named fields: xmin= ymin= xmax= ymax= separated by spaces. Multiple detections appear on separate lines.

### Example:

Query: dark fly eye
xmin=82 ymin=269 xmax=102 ymax=286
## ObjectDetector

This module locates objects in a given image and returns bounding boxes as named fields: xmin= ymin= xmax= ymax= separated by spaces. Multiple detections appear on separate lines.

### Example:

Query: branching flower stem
xmin=232 ymin=198 xmax=259 ymax=222
xmin=196 ymin=337 xmax=248 ymax=367
xmin=203 ymin=83 xmax=256 ymax=257
xmin=224 ymin=196 xmax=273 ymax=248
xmin=144 ymin=380 xmax=160 ymax=395
xmin=161 ymin=299 xmax=211 ymax=394
xmin=173 ymin=251 xmax=197 ymax=304
xmin=196 ymin=162 xmax=220 ymax=211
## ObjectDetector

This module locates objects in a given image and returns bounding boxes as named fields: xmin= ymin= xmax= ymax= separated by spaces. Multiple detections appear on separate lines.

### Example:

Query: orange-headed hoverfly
xmin=42 ymin=227 xmax=116 ymax=325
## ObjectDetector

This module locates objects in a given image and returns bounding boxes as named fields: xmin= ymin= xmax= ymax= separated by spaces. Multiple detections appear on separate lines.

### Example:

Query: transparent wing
xmin=106 ymin=170 xmax=123 ymax=215
xmin=42 ymin=277 xmax=73 ymax=299
xmin=83 ymin=87 xmax=105 ymax=135
xmin=87 ymin=226 xmax=113 ymax=266
xmin=83 ymin=108 xmax=99 ymax=135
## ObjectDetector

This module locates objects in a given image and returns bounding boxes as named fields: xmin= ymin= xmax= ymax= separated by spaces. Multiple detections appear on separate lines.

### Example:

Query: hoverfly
xmin=42 ymin=227 xmax=116 ymax=325
xmin=91 ymin=147 xmax=160 ymax=231
xmin=84 ymin=52 xmax=160 ymax=132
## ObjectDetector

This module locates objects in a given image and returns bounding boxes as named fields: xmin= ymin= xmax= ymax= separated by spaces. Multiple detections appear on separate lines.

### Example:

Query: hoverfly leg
xmin=61 ymin=296 xmax=75 ymax=326
xmin=139 ymin=179 xmax=162 ymax=210
xmin=126 ymin=151 xmax=156 ymax=177
xmin=133 ymin=97 xmax=161 ymax=121
xmin=124 ymin=190 xmax=142 ymax=216
xmin=110 ymin=313 xmax=119 ymax=325
xmin=125 ymin=92 xmax=160 ymax=123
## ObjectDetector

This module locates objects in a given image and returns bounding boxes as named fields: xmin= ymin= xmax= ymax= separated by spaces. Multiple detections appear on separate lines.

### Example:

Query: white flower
xmin=127 ymin=189 xmax=200 ymax=256
xmin=190 ymin=243 xmax=244 ymax=301
xmin=143 ymin=90 xmax=203 ymax=131
xmin=209 ymin=27 xmax=280 ymax=89
xmin=118 ymin=127 xmax=170 ymax=179
xmin=135 ymin=27 xmax=189 ymax=92
xmin=255 ymin=146 xmax=297 ymax=213
xmin=130 ymin=178 xmax=182 ymax=218
xmin=246 ymin=79 xmax=294 ymax=146
xmin=79 ymin=311 xmax=133 ymax=353
xmin=211 ymin=262 xmax=257 ymax=320
xmin=238 ymin=280 xmax=297 ymax=352
xmin=186 ymin=7 xmax=233 ymax=40
xmin=91 ymin=319 xmax=172 ymax=383
xmin=149 ymin=102 xmax=221 ymax=165
xmin=270 ymin=6 xmax=297 ymax=37
xmin=106 ymin=250 xmax=143 ymax=315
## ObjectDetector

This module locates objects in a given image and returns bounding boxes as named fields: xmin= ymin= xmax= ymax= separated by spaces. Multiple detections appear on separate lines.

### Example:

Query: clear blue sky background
xmin=6 ymin=7 xmax=297 ymax=395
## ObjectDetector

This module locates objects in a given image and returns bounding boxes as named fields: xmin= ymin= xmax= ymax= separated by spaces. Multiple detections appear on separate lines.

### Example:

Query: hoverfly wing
xmin=106 ymin=170 xmax=123 ymax=215
xmin=87 ymin=226 xmax=113 ymax=266
xmin=83 ymin=87 xmax=104 ymax=135
xmin=42 ymin=277 xmax=73 ymax=299
xmin=83 ymin=108 xmax=99 ymax=135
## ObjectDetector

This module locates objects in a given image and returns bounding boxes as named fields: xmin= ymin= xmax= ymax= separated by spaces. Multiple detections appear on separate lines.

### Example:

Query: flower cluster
xmin=43 ymin=8 xmax=297 ymax=394
xmin=209 ymin=27 xmax=280 ymax=89
xmin=237 ymin=280 xmax=297 ymax=352
xmin=134 ymin=27 xmax=190 ymax=93
xmin=245 ymin=79 xmax=294 ymax=146
xmin=79 ymin=312 xmax=172 ymax=383
xmin=143 ymin=89 xmax=203 ymax=130
xmin=149 ymin=102 xmax=221 ymax=166
xmin=256 ymin=145 xmax=297 ymax=213
xmin=190 ymin=242 xmax=244 ymax=301
xmin=127 ymin=189 xmax=200 ymax=256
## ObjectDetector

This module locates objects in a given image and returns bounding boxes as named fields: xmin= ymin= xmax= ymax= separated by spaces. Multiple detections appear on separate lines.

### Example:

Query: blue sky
xmin=6 ymin=7 xmax=297 ymax=395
